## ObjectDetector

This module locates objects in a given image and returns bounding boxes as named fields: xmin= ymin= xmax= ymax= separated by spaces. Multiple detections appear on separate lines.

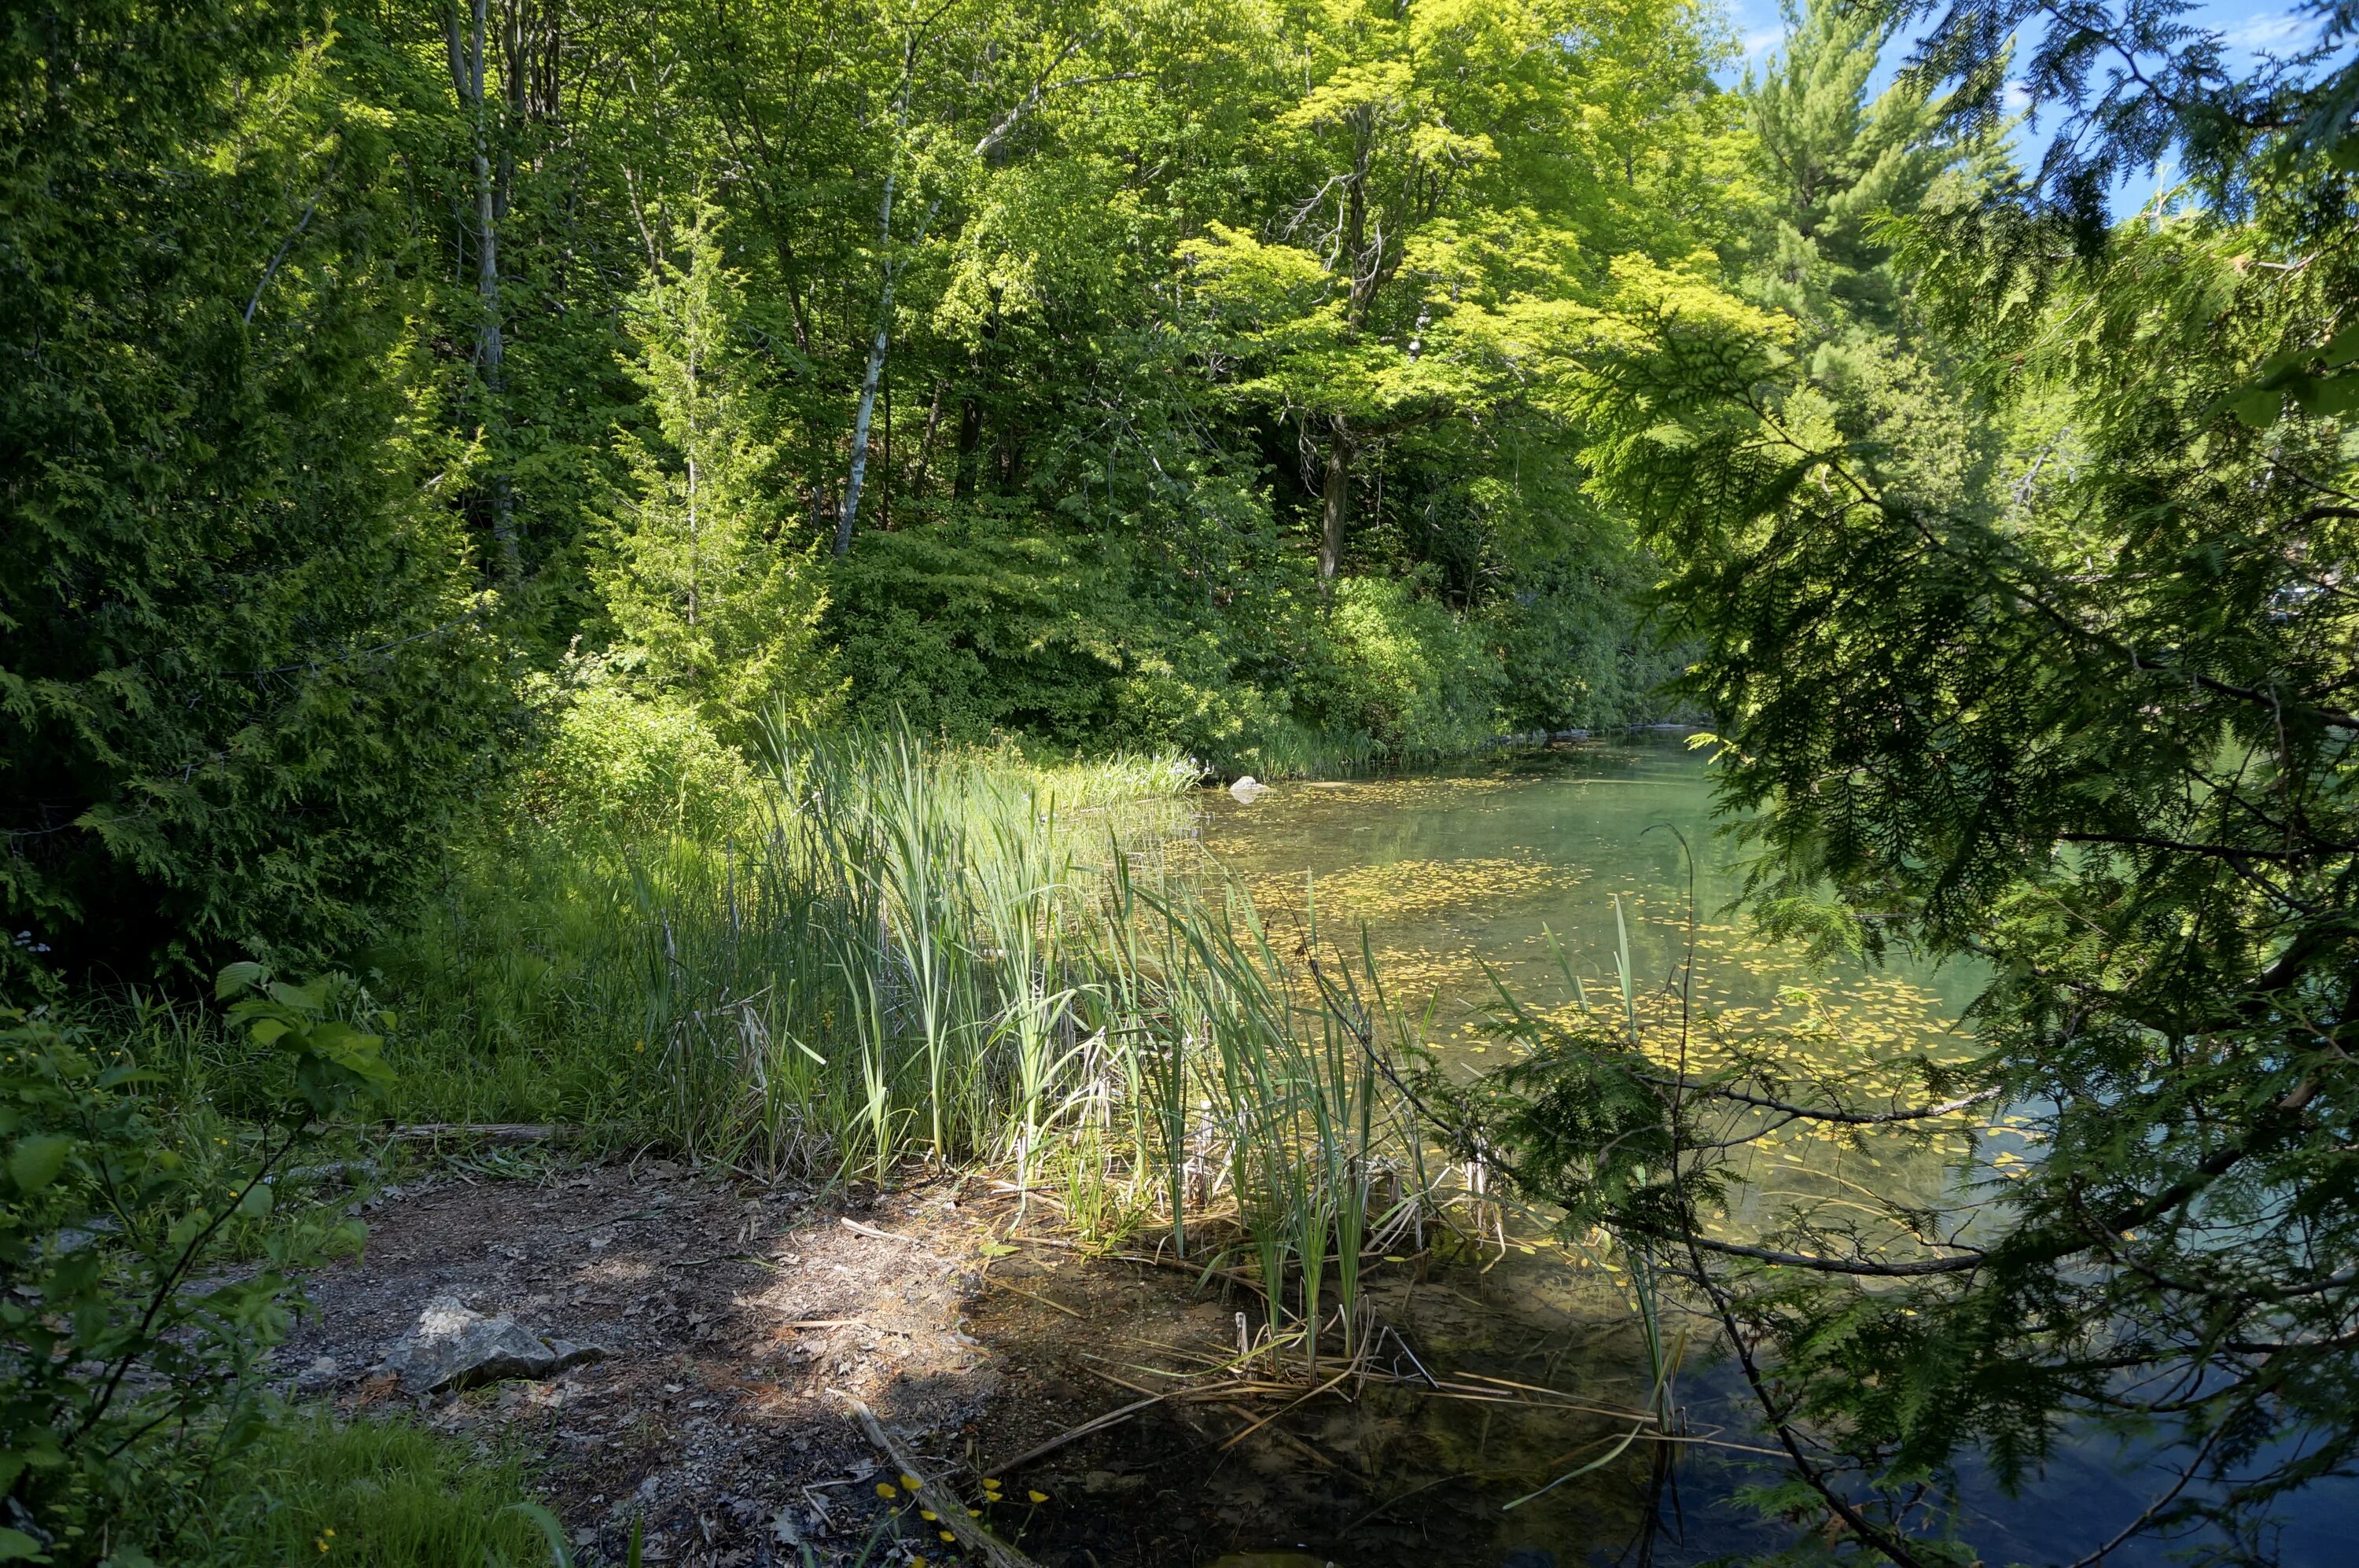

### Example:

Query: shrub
xmin=0 ymin=969 xmax=386 ymax=1562
xmin=513 ymin=682 xmax=760 ymax=843
xmin=1485 ymin=554 xmax=1692 ymax=731
xmin=0 ymin=9 xmax=506 ymax=986
xmin=1314 ymin=574 xmax=1503 ymax=759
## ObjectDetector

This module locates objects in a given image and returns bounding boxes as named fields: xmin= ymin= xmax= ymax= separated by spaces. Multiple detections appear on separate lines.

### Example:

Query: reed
xmin=382 ymin=716 xmax=1482 ymax=1366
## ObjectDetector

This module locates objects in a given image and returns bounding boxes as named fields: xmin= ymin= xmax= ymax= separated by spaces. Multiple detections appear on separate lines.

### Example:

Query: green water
xmin=1173 ymin=737 xmax=2352 ymax=1566
xmin=1201 ymin=734 xmax=1981 ymax=1058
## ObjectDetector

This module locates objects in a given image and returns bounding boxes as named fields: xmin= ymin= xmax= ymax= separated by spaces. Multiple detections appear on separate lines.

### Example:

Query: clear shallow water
xmin=1188 ymin=738 xmax=2356 ymax=1566
xmin=1201 ymin=735 xmax=1984 ymax=1044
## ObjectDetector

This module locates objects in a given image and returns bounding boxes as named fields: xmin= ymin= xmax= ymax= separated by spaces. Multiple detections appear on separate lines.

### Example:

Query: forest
xmin=2 ymin=0 xmax=2353 ymax=1563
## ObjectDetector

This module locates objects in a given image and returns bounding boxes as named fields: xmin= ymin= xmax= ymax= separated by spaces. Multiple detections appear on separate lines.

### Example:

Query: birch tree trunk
xmin=1319 ymin=418 xmax=1352 ymax=585
xmin=833 ymin=31 xmax=1101 ymax=554
xmin=447 ymin=0 xmax=516 ymax=575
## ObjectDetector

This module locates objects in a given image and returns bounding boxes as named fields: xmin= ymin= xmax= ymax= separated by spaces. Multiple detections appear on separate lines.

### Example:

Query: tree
xmin=1739 ymin=0 xmax=1988 ymax=333
xmin=598 ymin=206 xmax=833 ymax=742
xmin=1180 ymin=0 xmax=1616 ymax=585
xmin=0 ymin=2 xmax=505 ymax=985
xmin=1477 ymin=3 xmax=2359 ymax=1559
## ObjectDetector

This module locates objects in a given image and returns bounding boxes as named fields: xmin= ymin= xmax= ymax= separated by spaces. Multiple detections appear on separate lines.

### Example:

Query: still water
xmin=1186 ymin=736 xmax=2351 ymax=1567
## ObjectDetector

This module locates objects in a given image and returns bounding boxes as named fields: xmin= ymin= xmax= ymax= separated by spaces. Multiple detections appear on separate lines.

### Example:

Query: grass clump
xmin=201 ymin=1412 xmax=554 ymax=1567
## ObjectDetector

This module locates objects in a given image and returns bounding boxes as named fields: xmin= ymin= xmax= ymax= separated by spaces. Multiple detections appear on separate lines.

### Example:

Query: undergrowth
xmin=6 ymin=720 xmax=1542 ymax=1563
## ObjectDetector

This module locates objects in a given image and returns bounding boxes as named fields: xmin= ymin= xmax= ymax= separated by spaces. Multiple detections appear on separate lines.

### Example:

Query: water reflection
xmin=1187 ymin=737 xmax=2353 ymax=1566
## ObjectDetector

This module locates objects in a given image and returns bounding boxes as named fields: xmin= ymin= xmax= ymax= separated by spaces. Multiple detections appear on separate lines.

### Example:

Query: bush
xmin=1485 ymin=553 xmax=1693 ymax=732
xmin=0 ymin=9 xmax=506 ymax=986
xmin=0 ymin=970 xmax=386 ymax=1563
xmin=827 ymin=523 xmax=1128 ymax=745
xmin=1313 ymin=574 xmax=1503 ymax=760
xmin=513 ymin=681 xmax=760 ymax=843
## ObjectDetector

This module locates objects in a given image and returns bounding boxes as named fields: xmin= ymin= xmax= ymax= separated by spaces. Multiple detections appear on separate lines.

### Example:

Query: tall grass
xmin=370 ymin=720 xmax=1487 ymax=1351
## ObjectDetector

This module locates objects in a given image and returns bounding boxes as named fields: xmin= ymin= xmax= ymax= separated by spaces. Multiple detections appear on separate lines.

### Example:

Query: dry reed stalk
xmin=841 ymin=1396 xmax=1043 ymax=1568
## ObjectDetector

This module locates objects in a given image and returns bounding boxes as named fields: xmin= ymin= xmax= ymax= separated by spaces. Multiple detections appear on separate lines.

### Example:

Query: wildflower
xmin=1027 ymin=1490 xmax=1048 ymax=1504
xmin=939 ymin=1530 xmax=957 ymax=1543
xmin=920 ymin=1510 xmax=938 ymax=1522
xmin=900 ymin=1473 xmax=921 ymax=1490
xmin=875 ymin=1482 xmax=898 ymax=1499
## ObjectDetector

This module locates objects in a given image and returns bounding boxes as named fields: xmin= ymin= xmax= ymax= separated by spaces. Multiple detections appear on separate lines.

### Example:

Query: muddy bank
xmin=282 ymin=1161 xmax=1676 ymax=1567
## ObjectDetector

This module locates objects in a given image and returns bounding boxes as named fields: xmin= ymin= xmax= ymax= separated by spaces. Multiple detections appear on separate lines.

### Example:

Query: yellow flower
xmin=1027 ymin=1490 xmax=1048 ymax=1504
xmin=899 ymin=1473 xmax=921 ymax=1490
xmin=875 ymin=1482 xmax=898 ymax=1499
xmin=920 ymin=1511 xmax=938 ymax=1522
xmin=939 ymin=1530 xmax=957 ymax=1543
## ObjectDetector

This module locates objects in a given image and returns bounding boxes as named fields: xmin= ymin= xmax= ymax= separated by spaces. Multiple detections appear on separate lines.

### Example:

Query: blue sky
xmin=1716 ymin=2 xmax=2337 ymax=207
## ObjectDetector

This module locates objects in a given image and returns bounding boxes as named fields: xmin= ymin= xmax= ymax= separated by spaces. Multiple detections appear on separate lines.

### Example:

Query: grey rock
xmin=1228 ymin=775 xmax=1269 ymax=803
xmin=381 ymin=1294 xmax=602 ymax=1395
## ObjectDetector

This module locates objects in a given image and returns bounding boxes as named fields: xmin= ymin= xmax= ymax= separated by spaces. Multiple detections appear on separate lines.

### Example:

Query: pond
xmin=1177 ymin=735 xmax=2353 ymax=1567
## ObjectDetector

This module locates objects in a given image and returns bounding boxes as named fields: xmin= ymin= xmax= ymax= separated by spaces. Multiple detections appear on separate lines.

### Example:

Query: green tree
xmin=598 ymin=207 xmax=834 ymax=742
xmin=1180 ymin=0 xmax=1716 ymax=585
xmin=1481 ymin=3 xmax=2359 ymax=1559
xmin=1739 ymin=0 xmax=1968 ymax=331
xmin=0 ymin=2 xmax=504 ymax=985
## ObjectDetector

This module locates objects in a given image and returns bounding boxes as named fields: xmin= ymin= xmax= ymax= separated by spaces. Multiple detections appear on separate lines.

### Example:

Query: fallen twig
xmin=388 ymin=1122 xmax=572 ymax=1144
xmin=840 ymin=1218 xmax=939 ymax=1253
xmin=983 ymin=1392 xmax=1172 ymax=1477
xmin=993 ymin=1280 xmax=1082 ymax=1317
xmin=839 ymin=1395 xmax=1045 ymax=1568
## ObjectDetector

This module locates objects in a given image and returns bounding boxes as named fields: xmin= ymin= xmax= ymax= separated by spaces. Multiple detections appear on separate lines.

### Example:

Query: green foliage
xmin=1314 ymin=575 xmax=1502 ymax=759
xmin=0 ymin=970 xmax=385 ymax=1562
xmin=513 ymin=679 xmax=762 ymax=844
xmin=1492 ymin=2 xmax=2359 ymax=1556
xmin=0 ymin=2 xmax=507 ymax=985
xmin=597 ymin=207 xmax=836 ymax=745
xmin=827 ymin=523 xmax=1132 ymax=745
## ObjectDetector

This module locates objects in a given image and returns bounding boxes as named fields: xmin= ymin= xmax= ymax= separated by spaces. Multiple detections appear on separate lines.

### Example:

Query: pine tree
xmin=1517 ymin=3 xmax=2359 ymax=1555
xmin=1735 ymin=1 xmax=2009 ymax=522
xmin=598 ymin=208 xmax=834 ymax=745
xmin=1740 ymin=0 xmax=1963 ymax=332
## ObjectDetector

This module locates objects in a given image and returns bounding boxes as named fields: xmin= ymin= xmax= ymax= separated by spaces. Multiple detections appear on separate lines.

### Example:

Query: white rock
xmin=379 ymin=1294 xmax=602 ymax=1395
xmin=1229 ymin=775 xmax=1269 ymax=803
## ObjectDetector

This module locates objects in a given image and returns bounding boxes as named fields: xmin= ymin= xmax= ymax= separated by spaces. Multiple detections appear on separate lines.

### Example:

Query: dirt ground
xmin=282 ymin=1158 xmax=1662 ymax=1568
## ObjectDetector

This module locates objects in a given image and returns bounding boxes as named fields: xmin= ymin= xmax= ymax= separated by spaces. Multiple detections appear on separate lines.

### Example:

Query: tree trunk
xmin=1319 ymin=418 xmax=1352 ymax=586
xmin=835 ymin=313 xmax=891 ymax=555
xmin=834 ymin=169 xmax=940 ymax=554
xmin=837 ymin=36 xmax=1087 ymax=550
xmin=449 ymin=0 xmax=502 ymax=383
xmin=447 ymin=0 xmax=516 ymax=578
xmin=954 ymin=394 xmax=982 ymax=500
xmin=911 ymin=380 xmax=946 ymax=500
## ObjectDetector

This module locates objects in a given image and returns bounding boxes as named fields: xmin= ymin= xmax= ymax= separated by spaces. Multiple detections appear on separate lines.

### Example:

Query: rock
xmin=380 ymin=1294 xmax=602 ymax=1395
xmin=1228 ymin=775 xmax=1269 ymax=803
